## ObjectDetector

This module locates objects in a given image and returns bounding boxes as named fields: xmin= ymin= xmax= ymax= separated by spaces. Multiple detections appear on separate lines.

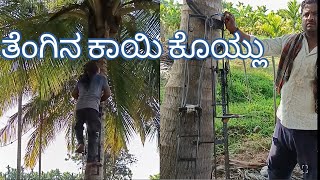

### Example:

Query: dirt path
xmin=213 ymin=144 xmax=303 ymax=180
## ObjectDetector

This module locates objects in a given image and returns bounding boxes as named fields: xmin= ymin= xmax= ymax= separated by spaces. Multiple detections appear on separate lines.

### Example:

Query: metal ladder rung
xmin=213 ymin=102 xmax=228 ymax=106
xmin=199 ymin=139 xmax=224 ymax=145
xmin=216 ymin=114 xmax=245 ymax=119
xmin=199 ymin=141 xmax=214 ymax=144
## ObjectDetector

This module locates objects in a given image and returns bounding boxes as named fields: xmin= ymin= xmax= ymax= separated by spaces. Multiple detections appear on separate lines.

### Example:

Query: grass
xmin=161 ymin=58 xmax=280 ymax=154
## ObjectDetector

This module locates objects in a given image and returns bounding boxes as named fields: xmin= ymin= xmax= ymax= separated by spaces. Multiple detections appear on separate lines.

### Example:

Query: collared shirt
xmin=250 ymin=33 xmax=317 ymax=130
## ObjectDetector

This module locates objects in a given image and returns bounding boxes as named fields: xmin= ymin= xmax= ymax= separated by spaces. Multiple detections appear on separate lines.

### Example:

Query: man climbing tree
xmin=224 ymin=0 xmax=317 ymax=179
xmin=72 ymin=61 xmax=111 ymax=167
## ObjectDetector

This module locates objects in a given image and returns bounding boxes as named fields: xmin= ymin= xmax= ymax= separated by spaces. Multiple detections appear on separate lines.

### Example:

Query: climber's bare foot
xmin=75 ymin=144 xmax=84 ymax=153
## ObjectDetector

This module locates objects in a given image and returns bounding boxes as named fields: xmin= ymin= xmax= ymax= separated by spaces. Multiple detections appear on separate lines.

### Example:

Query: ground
xmin=214 ymin=137 xmax=303 ymax=180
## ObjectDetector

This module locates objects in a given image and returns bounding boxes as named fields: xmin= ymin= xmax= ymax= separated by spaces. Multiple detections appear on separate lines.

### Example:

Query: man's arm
xmin=224 ymin=11 xmax=289 ymax=57
xmin=72 ymin=86 xmax=79 ymax=100
xmin=101 ymin=86 xmax=111 ymax=102
xmin=101 ymin=77 xmax=111 ymax=102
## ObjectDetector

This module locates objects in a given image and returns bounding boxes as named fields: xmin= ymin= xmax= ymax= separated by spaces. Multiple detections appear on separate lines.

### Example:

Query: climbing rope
xmin=181 ymin=13 xmax=225 ymax=109
xmin=242 ymin=59 xmax=252 ymax=102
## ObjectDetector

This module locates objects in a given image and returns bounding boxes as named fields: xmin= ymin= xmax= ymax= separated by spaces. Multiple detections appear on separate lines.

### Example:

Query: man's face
xmin=302 ymin=3 xmax=318 ymax=33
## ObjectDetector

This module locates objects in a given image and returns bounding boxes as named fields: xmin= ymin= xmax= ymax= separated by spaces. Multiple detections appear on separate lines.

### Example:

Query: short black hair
xmin=301 ymin=0 xmax=317 ymax=14
xmin=83 ymin=61 xmax=99 ymax=75
xmin=79 ymin=61 xmax=99 ymax=90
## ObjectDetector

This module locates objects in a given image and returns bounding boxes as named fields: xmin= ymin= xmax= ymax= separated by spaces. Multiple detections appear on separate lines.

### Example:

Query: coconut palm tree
xmin=160 ymin=0 xmax=222 ymax=178
xmin=0 ymin=0 xmax=160 ymax=179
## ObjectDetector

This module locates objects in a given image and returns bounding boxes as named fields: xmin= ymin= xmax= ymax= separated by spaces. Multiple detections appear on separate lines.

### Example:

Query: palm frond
xmin=0 ymin=80 xmax=75 ymax=168
xmin=0 ymin=0 xmax=160 ymax=161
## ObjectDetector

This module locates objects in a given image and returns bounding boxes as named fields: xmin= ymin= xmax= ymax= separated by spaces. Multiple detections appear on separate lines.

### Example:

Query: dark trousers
xmin=267 ymin=119 xmax=318 ymax=180
xmin=75 ymin=108 xmax=101 ymax=163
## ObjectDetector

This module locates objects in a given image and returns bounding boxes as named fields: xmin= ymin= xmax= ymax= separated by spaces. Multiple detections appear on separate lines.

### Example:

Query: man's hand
xmin=72 ymin=86 xmax=79 ymax=100
xmin=100 ymin=86 xmax=111 ymax=102
xmin=224 ymin=11 xmax=238 ymax=34
xmin=223 ymin=11 xmax=251 ymax=42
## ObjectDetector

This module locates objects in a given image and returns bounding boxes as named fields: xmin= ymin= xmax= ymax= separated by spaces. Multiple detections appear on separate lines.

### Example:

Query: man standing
xmin=224 ymin=0 xmax=317 ymax=179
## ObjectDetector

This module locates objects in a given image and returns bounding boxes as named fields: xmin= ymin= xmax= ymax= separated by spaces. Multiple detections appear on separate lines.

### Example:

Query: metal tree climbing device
xmin=174 ymin=1 xmax=245 ymax=179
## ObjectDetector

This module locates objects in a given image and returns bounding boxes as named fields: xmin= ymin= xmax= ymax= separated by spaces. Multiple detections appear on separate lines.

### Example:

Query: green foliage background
xmin=160 ymin=0 xmax=302 ymax=39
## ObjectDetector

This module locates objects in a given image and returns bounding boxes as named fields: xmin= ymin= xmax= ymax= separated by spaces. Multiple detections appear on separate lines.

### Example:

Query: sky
xmin=0 ymin=0 xmax=303 ymax=179
xmin=0 ymin=105 xmax=159 ymax=179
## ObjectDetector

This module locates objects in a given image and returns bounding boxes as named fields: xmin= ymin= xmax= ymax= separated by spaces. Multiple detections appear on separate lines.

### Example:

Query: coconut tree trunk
xmin=160 ymin=0 xmax=222 ymax=179
xmin=102 ymin=150 xmax=108 ymax=179
xmin=16 ymin=93 xmax=23 ymax=180
xmin=84 ymin=1 xmax=115 ymax=178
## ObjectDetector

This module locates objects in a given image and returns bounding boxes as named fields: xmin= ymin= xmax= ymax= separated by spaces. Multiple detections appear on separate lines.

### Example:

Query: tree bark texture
xmin=84 ymin=0 xmax=118 ymax=179
xmin=160 ymin=0 xmax=222 ymax=179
